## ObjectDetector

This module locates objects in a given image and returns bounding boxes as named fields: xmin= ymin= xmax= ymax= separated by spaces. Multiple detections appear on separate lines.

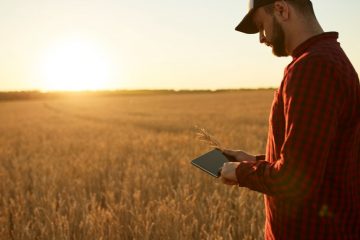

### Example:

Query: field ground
xmin=0 ymin=90 xmax=274 ymax=239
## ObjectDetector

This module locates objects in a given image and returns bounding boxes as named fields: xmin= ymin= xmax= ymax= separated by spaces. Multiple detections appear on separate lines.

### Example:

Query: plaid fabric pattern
xmin=236 ymin=32 xmax=360 ymax=239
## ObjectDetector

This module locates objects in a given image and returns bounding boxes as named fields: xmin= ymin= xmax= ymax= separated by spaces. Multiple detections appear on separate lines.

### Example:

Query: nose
xmin=259 ymin=31 xmax=271 ymax=46
xmin=259 ymin=31 xmax=266 ymax=44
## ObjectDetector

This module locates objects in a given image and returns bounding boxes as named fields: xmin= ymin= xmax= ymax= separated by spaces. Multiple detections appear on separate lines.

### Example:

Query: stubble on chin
xmin=271 ymin=17 xmax=288 ymax=57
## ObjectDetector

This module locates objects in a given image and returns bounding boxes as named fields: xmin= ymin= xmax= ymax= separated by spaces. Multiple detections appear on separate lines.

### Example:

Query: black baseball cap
xmin=235 ymin=0 xmax=276 ymax=34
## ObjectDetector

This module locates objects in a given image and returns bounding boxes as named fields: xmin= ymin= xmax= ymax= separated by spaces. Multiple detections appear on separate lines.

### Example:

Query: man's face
xmin=253 ymin=7 xmax=288 ymax=57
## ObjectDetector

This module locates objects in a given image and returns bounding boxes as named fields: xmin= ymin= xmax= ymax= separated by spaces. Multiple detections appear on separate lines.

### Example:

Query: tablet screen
xmin=191 ymin=149 xmax=229 ymax=177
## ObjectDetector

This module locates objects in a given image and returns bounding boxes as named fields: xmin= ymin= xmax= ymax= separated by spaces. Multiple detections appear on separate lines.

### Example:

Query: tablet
xmin=191 ymin=149 xmax=230 ymax=178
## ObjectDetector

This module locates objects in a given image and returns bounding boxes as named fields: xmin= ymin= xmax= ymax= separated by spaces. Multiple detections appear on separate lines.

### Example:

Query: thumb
xmin=221 ymin=149 xmax=234 ymax=155
xmin=221 ymin=149 xmax=238 ymax=162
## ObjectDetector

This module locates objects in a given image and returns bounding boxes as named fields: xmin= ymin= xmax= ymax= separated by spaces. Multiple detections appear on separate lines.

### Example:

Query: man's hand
xmin=222 ymin=149 xmax=256 ymax=162
xmin=220 ymin=149 xmax=257 ymax=185
xmin=220 ymin=161 xmax=240 ymax=185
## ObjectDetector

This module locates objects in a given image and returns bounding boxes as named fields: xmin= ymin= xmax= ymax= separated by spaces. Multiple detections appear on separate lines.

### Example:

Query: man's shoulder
xmin=282 ymin=49 xmax=341 ymax=94
xmin=289 ymin=51 xmax=337 ymax=71
xmin=289 ymin=38 xmax=345 ymax=71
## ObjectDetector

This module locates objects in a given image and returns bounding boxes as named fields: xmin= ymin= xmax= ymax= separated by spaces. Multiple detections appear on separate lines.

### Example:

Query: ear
xmin=274 ymin=0 xmax=289 ymax=21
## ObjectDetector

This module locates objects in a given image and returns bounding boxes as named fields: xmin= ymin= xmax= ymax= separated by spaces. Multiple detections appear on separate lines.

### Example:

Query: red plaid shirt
xmin=236 ymin=32 xmax=360 ymax=239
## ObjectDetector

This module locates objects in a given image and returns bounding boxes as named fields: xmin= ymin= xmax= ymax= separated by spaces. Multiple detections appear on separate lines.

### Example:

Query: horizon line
xmin=0 ymin=87 xmax=277 ymax=94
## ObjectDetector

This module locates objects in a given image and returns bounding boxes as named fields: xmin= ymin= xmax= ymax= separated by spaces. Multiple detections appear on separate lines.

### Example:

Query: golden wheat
xmin=0 ymin=90 xmax=274 ymax=239
xmin=194 ymin=125 xmax=223 ymax=151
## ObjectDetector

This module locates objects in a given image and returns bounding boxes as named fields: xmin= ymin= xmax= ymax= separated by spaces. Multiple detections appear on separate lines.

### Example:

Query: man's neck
xmin=285 ymin=21 xmax=324 ymax=55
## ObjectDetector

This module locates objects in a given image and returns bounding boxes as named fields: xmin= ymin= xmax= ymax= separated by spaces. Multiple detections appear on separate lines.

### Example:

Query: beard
xmin=271 ymin=17 xmax=288 ymax=57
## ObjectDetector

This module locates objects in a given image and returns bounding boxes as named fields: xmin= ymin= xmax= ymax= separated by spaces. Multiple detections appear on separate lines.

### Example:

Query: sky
xmin=0 ymin=0 xmax=359 ymax=91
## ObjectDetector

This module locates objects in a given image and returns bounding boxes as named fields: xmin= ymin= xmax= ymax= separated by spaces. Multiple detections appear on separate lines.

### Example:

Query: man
xmin=220 ymin=0 xmax=360 ymax=239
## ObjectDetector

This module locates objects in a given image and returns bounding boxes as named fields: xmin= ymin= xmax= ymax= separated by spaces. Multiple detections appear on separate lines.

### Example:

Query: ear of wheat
xmin=194 ymin=125 xmax=223 ymax=151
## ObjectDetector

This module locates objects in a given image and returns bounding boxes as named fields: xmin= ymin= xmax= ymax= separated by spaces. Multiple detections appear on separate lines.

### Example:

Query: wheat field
xmin=0 ymin=90 xmax=274 ymax=240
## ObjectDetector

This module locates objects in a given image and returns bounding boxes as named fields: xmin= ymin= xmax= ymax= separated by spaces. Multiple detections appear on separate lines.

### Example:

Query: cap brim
xmin=235 ymin=10 xmax=258 ymax=34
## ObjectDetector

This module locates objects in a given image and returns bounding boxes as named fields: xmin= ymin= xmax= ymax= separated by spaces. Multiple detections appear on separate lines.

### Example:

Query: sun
xmin=40 ymin=37 xmax=112 ymax=91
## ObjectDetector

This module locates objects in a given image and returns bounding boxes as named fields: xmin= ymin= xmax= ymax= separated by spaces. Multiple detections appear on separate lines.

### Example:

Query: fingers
xmin=221 ymin=176 xmax=238 ymax=185
xmin=222 ymin=149 xmax=239 ymax=162
xmin=222 ymin=149 xmax=233 ymax=155
xmin=219 ymin=162 xmax=240 ymax=184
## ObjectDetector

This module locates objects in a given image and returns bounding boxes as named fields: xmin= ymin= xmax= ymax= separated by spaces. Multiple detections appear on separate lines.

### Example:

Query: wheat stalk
xmin=194 ymin=125 xmax=223 ymax=151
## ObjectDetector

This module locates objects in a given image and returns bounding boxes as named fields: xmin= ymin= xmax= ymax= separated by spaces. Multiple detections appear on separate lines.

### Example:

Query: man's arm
xmin=228 ymin=57 xmax=344 ymax=199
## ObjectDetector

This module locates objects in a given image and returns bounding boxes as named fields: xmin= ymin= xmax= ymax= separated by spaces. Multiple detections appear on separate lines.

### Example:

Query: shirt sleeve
xmin=235 ymin=56 xmax=344 ymax=199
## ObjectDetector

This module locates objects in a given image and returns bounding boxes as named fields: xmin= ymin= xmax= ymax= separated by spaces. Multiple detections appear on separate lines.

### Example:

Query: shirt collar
xmin=291 ymin=32 xmax=339 ymax=59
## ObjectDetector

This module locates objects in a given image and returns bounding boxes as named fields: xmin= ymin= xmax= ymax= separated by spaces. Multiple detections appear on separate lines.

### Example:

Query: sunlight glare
xmin=41 ymin=37 xmax=112 ymax=91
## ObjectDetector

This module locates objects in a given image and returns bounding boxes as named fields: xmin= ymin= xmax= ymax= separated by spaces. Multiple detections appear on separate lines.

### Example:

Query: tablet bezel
xmin=191 ymin=149 xmax=230 ymax=178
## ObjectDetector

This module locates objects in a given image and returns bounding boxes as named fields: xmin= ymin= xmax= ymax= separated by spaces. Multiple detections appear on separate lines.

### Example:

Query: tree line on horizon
xmin=0 ymin=88 xmax=275 ymax=101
